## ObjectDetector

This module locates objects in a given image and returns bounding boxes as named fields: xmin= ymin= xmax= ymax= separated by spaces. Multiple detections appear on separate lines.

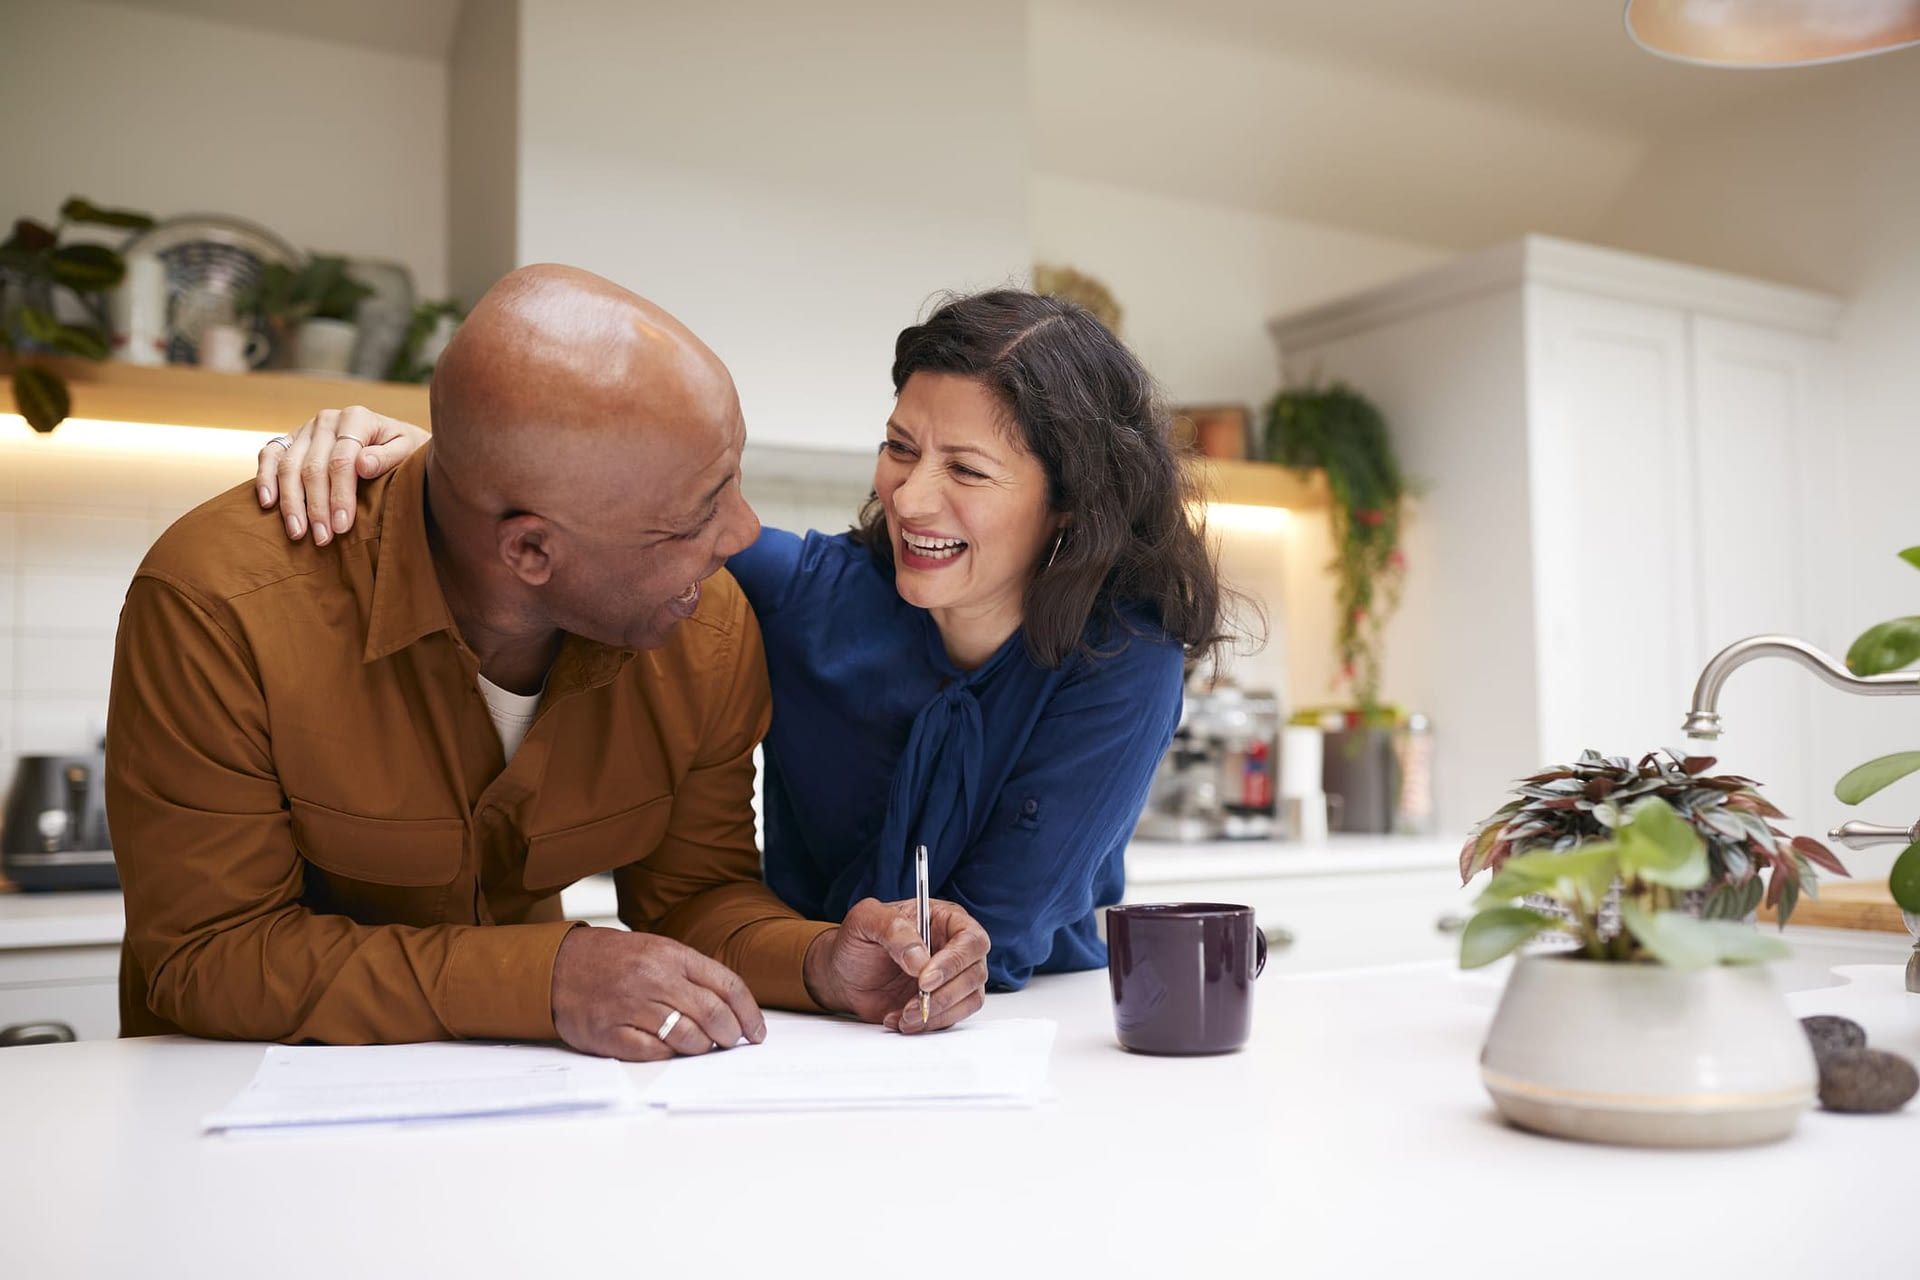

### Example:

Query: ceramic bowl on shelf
xmin=121 ymin=214 xmax=299 ymax=368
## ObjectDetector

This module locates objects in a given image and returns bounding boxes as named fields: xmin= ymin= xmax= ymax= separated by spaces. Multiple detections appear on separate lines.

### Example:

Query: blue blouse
xmin=727 ymin=527 xmax=1185 ymax=990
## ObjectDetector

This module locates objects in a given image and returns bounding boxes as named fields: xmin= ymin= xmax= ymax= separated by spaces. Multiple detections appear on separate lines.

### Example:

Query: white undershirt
xmin=476 ymin=673 xmax=544 ymax=763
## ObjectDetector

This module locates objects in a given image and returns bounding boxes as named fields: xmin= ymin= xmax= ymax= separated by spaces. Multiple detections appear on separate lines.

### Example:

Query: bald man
xmin=106 ymin=265 xmax=989 ymax=1056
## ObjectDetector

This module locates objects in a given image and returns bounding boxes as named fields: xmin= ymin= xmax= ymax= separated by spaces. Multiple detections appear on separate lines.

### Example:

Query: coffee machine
xmin=1135 ymin=684 xmax=1281 ymax=841
xmin=2 ymin=751 xmax=117 ymax=891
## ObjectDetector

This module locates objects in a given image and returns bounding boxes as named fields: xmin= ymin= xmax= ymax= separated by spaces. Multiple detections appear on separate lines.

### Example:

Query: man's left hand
xmin=803 ymin=898 xmax=990 ymax=1033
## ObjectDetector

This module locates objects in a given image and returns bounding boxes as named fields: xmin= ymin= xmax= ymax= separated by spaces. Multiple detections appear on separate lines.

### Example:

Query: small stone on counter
xmin=1801 ymin=1014 xmax=1868 ymax=1059
xmin=1817 ymin=1048 xmax=1919 ymax=1114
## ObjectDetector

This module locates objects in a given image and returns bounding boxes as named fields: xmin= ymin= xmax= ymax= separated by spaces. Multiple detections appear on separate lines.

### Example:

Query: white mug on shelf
xmin=198 ymin=323 xmax=268 ymax=374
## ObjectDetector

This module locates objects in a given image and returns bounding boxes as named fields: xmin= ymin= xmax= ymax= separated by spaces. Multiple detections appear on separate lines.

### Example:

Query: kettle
xmin=1 ymin=751 xmax=117 ymax=891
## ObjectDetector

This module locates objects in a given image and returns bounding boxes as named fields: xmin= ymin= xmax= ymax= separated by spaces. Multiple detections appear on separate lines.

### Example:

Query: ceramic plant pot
xmin=292 ymin=318 xmax=360 ymax=376
xmin=1480 ymin=954 xmax=1816 ymax=1147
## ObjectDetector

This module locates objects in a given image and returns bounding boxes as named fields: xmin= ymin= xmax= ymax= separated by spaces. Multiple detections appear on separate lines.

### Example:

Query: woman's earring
xmin=1045 ymin=530 xmax=1065 ymax=571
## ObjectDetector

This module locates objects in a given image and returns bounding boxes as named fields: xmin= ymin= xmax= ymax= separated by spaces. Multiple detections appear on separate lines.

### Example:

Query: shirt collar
xmin=361 ymin=443 xmax=638 ymax=690
xmin=362 ymin=443 xmax=459 ymax=664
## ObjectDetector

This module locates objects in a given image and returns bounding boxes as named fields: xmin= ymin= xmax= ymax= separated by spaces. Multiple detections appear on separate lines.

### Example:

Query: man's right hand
xmin=550 ymin=926 xmax=767 ymax=1061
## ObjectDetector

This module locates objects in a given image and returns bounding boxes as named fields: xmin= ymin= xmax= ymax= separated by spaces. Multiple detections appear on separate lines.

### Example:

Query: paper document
xmin=203 ymin=1041 xmax=636 ymax=1134
xmin=643 ymin=1015 xmax=1056 ymax=1113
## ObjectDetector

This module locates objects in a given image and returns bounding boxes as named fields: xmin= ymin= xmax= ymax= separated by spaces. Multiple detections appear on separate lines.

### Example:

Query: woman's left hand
xmin=804 ymin=897 xmax=991 ymax=1033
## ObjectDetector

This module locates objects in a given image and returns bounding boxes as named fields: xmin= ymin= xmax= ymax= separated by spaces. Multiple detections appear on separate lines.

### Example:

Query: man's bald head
xmin=420 ymin=264 xmax=760 ymax=655
xmin=429 ymin=264 xmax=740 ymax=513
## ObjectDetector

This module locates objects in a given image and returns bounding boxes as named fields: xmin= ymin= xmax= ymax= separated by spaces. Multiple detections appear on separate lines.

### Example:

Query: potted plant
xmin=385 ymin=298 xmax=464 ymax=383
xmin=237 ymin=254 xmax=372 ymax=376
xmin=1835 ymin=544 xmax=1920 ymax=915
xmin=0 ymin=196 xmax=155 ymax=432
xmin=1463 ymin=798 xmax=1818 ymax=1147
xmin=1462 ymin=747 xmax=1847 ymax=926
xmin=1261 ymin=382 xmax=1406 ymax=719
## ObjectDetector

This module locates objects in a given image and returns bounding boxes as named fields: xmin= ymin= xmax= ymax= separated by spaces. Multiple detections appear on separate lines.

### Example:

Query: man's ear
xmin=498 ymin=514 xmax=555 ymax=586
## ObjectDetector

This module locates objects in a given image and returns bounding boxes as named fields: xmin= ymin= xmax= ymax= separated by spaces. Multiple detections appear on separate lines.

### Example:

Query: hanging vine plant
xmin=1262 ymin=382 xmax=1407 ymax=716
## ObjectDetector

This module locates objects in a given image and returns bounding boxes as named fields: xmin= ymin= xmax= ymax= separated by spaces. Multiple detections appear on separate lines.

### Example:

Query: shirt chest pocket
xmin=523 ymin=795 xmax=673 ymax=892
xmin=289 ymin=798 xmax=466 ymax=886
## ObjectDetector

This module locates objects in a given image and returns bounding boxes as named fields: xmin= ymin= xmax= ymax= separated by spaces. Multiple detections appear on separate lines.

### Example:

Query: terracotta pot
xmin=1480 ymin=954 xmax=1816 ymax=1147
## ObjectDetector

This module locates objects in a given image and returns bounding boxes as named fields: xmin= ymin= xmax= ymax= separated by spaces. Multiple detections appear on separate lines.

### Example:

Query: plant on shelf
xmin=386 ymin=298 xmax=464 ymax=383
xmin=1461 ymin=748 xmax=1845 ymax=928
xmin=1262 ymin=382 xmax=1405 ymax=717
xmin=237 ymin=254 xmax=372 ymax=334
xmin=237 ymin=253 xmax=372 ymax=375
xmin=0 ymin=196 xmax=155 ymax=432
xmin=1461 ymin=796 xmax=1792 ymax=968
xmin=1835 ymin=544 xmax=1920 ymax=913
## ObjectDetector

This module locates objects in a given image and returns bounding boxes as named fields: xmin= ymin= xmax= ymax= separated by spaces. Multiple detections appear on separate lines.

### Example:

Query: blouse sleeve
xmin=724 ymin=526 xmax=807 ymax=617
xmin=946 ymin=637 xmax=1185 ymax=990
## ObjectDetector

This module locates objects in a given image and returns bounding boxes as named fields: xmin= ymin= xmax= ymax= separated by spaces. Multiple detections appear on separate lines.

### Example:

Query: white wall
xmin=448 ymin=0 xmax=519 ymax=309
xmin=1596 ymin=52 xmax=1920 ymax=872
xmin=0 ymin=0 xmax=449 ymax=295
xmin=513 ymin=0 xmax=1032 ymax=453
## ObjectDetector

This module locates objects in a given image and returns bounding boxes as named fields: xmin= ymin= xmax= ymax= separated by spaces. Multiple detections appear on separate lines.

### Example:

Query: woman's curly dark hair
xmin=852 ymin=289 xmax=1239 ymax=669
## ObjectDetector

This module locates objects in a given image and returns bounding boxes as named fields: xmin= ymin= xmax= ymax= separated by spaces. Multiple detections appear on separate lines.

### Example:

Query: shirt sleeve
xmin=945 ymin=638 xmax=1185 ymax=989
xmin=722 ymin=526 xmax=806 ymax=618
xmin=611 ymin=588 xmax=835 ymax=1011
xmin=107 ymin=576 xmax=577 ymax=1044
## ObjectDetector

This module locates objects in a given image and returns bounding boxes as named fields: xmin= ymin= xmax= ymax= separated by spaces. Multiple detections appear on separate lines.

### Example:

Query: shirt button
xmin=1021 ymin=798 xmax=1039 ymax=816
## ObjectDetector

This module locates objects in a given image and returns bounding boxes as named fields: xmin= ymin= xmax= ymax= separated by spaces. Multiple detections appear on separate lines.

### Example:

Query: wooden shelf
xmin=1190 ymin=456 xmax=1329 ymax=510
xmin=3 ymin=355 xmax=431 ymax=434
xmin=5 ymin=358 xmax=1326 ymax=512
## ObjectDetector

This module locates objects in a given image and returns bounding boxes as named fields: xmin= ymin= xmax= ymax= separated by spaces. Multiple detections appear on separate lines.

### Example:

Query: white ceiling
xmin=1069 ymin=0 xmax=1857 ymax=135
xmin=102 ymin=0 xmax=463 ymax=59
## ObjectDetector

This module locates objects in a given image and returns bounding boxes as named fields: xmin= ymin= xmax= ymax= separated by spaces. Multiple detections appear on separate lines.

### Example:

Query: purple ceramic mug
xmin=1106 ymin=902 xmax=1268 ymax=1055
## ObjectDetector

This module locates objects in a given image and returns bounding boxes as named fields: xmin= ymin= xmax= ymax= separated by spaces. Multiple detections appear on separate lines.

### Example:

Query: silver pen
xmin=915 ymin=843 xmax=931 ymax=1027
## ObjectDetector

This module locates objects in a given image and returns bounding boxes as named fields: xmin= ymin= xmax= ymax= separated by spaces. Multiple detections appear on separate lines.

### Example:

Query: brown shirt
xmin=106 ymin=444 xmax=831 ymax=1043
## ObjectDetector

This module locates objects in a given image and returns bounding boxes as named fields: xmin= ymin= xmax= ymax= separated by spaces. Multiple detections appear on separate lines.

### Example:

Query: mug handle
xmin=243 ymin=330 xmax=271 ymax=367
xmin=1252 ymin=925 xmax=1268 ymax=979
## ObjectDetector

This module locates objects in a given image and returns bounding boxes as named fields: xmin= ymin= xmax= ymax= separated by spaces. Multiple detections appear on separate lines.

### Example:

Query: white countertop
xmin=0 ymin=959 xmax=1910 ymax=1278
xmin=0 ymin=835 xmax=1462 ymax=952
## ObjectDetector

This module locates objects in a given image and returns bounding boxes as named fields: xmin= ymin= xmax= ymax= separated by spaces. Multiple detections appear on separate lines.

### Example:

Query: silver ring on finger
xmin=336 ymin=434 xmax=366 ymax=447
xmin=657 ymin=1009 xmax=682 ymax=1040
xmin=264 ymin=435 xmax=292 ymax=452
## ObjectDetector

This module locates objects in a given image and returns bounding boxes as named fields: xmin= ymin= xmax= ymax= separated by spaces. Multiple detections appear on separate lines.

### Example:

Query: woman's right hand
xmin=255 ymin=406 xmax=428 ymax=544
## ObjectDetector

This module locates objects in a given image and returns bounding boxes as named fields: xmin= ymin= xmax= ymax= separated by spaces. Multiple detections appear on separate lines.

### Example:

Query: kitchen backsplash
xmin=0 ymin=427 xmax=871 ymax=766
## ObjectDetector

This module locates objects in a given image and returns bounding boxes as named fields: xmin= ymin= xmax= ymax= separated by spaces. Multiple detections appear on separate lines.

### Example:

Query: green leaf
xmin=5 ymin=218 xmax=57 ymax=254
xmin=1460 ymin=907 xmax=1562 ymax=969
xmin=1834 ymin=751 xmax=1920 ymax=805
xmin=57 ymin=197 xmax=154 ymax=231
xmin=47 ymin=243 xmax=124 ymax=292
xmin=1614 ymin=799 xmax=1707 ymax=889
xmin=19 ymin=306 xmax=61 ymax=343
xmin=1702 ymin=876 xmax=1765 ymax=921
xmin=1846 ymin=617 xmax=1920 ymax=676
xmin=1475 ymin=845 xmax=1617 ymax=908
xmin=49 ymin=323 xmax=109 ymax=361
xmin=1898 ymin=547 xmax=1920 ymax=572
xmin=10 ymin=364 xmax=70 ymax=433
xmin=1621 ymin=903 xmax=1790 ymax=968
xmin=1890 ymin=841 xmax=1920 ymax=914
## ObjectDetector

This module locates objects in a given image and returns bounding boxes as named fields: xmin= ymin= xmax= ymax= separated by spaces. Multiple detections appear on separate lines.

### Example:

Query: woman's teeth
xmin=674 ymin=581 xmax=700 ymax=604
xmin=903 ymin=533 xmax=967 ymax=560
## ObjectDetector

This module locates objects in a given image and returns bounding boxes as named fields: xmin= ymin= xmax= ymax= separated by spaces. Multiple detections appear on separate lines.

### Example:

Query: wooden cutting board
xmin=1760 ymin=879 xmax=1910 ymax=934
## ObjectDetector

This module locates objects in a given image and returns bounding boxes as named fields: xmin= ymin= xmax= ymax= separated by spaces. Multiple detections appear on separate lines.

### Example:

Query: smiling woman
xmin=730 ymin=289 xmax=1239 ymax=990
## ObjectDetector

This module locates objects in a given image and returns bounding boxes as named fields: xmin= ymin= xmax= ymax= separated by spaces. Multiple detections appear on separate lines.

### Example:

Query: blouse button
xmin=1021 ymin=798 xmax=1039 ymax=816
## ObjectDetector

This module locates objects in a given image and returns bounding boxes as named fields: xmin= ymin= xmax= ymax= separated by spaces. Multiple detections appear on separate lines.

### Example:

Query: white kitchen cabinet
xmin=1268 ymin=237 xmax=1842 ymax=835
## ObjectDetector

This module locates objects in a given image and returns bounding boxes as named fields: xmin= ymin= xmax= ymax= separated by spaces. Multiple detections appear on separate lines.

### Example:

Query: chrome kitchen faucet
xmin=1682 ymin=634 xmax=1920 ymax=990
